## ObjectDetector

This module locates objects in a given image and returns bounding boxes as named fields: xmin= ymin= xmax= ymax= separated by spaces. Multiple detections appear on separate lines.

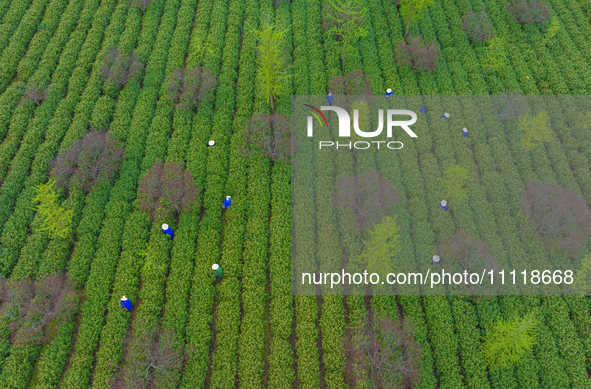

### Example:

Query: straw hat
xmin=162 ymin=223 xmax=169 ymax=230
xmin=212 ymin=264 xmax=219 ymax=270
xmin=440 ymin=200 xmax=447 ymax=206
xmin=121 ymin=296 xmax=128 ymax=301
xmin=208 ymin=140 xmax=215 ymax=146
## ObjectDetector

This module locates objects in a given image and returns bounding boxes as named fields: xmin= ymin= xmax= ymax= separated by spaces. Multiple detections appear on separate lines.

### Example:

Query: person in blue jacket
xmin=222 ymin=196 xmax=232 ymax=210
xmin=120 ymin=296 xmax=132 ymax=312
xmin=439 ymin=200 xmax=448 ymax=211
xmin=441 ymin=112 xmax=449 ymax=120
xmin=327 ymin=92 xmax=333 ymax=106
xmin=462 ymin=128 xmax=468 ymax=137
xmin=161 ymin=223 xmax=174 ymax=240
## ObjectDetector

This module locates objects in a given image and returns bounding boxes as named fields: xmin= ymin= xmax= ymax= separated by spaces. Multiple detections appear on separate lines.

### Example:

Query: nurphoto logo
xmin=304 ymin=104 xmax=418 ymax=150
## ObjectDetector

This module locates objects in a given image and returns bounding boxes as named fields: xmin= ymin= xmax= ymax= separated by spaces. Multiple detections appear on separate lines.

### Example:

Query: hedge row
xmin=58 ymin=0 xmax=184 ymax=386
xmin=207 ymin=0 xmax=256 ymax=386
xmin=102 ymin=1 xmax=198 ymax=388
xmin=90 ymin=2 xmax=200 ymax=388
xmin=178 ymin=0 xmax=250 ymax=385
xmin=0 ymin=0 xmax=36 ymax=58
xmin=0 ymin=0 xmax=50 ymax=93
xmin=0 ymin=0 xmax=114 ymax=277
xmin=0 ymin=0 xmax=84 ymax=145
xmin=0 ymin=0 xmax=119 ymax=385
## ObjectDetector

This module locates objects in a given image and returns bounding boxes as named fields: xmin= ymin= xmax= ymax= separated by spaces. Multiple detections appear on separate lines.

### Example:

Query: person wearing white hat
xmin=208 ymin=140 xmax=215 ymax=147
xmin=222 ymin=196 xmax=232 ymax=210
xmin=439 ymin=200 xmax=448 ymax=211
xmin=462 ymin=128 xmax=468 ymax=137
xmin=161 ymin=223 xmax=174 ymax=240
xmin=120 ymin=296 xmax=133 ymax=311
xmin=212 ymin=263 xmax=223 ymax=280
xmin=385 ymin=88 xmax=393 ymax=99
xmin=431 ymin=255 xmax=441 ymax=264
xmin=441 ymin=112 xmax=449 ymax=120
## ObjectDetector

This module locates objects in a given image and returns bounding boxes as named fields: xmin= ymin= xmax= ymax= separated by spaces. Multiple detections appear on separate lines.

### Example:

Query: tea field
xmin=0 ymin=0 xmax=591 ymax=387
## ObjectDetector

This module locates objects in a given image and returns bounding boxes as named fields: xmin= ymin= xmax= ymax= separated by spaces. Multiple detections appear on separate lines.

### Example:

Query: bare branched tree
xmin=241 ymin=113 xmax=291 ymax=163
xmin=100 ymin=46 xmax=144 ymax=87
xmin=520 ymin=181 xmax=591 ymax=258
xmin=138 ymin=161 xmax=199 ymax=222
xmin=0 ymin=272 xmax=76 ymax=347
xmin=128 ymin=0 xmax=152 ymax=15
xmin=395 ymin=36 xmax=440 ymax=73
xmin=345 ymin=313 xmax=422 ymax=388
xmin=437 ymin=229 xmax=503 ymax=295
xmin=17 ymin=82 xmax=51 ymax=106
xmin=463 ymin=6 xmax=495 ymax=44
xmin=109 ymin=320 xmax=193 ymax=389
xmin=329 ymin=69 xmax=373 ymax=115
xmin=50 ymin=130 xmax=125 ymax=192
xmin=335 ymin=170 xmax=400 ymax=232
xmin=491 ymin=90 xmax=528 ymax=121
xmin=506 ymin=0 xmax=549 ymax=23
xmin=168 ymin=68 xmax=216 ymax=111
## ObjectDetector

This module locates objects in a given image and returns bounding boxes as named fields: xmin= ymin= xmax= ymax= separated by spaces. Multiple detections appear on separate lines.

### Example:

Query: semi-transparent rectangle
xmin=291 ymin=94 xmax=591 ymax=296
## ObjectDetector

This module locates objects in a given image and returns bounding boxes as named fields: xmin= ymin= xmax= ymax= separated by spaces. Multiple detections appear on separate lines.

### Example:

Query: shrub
xmin=0 ymin=272 xmax=77 ymax=347
xmin=506 ymin=0 xmax=549 ymax=23
xmin=437 ymin=229 xmax=502 ymax=295
xmin=167 ymin=67 xmax=216 ymax=111
xmin=463 ymin=6 xmax=495 ymax=44
xmin=491 ymin=90 xmax=528 ymax=121
xmin=520 ymin=181 xmax=591 ymax=258
xmin=242 ymin=113 xmax=291 ymax=163
xmin=345 ymin=313 xmax=422 ymax=388
xmin=334 ymin=170 xmax=400 ymax=232
xmin=109 ymin=320 xmax=193 ymax=388
xmin=50 ymin=130 xmax=125 ymax=193
xmin=128 ymin=0 xmax=152 ymax=14
xmin=138 ymin=161 xmax=199 ymax=222
xmin=16 ymin=82 xmax=51 ymax=106
xmin=395 ymin=36 xmax=440 ymax=73
xmin=99 ymin=46 xmax=144 ymax=87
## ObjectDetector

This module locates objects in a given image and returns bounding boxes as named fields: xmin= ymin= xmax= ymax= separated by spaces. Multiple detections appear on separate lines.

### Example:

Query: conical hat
xmin=121 ymin=296 xmax=128 ymax=301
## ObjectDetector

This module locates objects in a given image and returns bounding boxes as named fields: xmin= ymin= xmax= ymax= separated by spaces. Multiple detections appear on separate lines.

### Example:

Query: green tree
xmin=256 ymin=18 xmax=289 ymax=113
xmin=31 ymin=180 xmax=74 ymax=243
xmin=137 ymin=243 xmax=166 ymax=279
xmin=324 ymin=0 xmax=369 ymax=71
xmin=354 ymin=216 xmax=402 ymax=275
xmin=542 ymin=17 xmax=560 ymax=46
xmin=481 ymin=36 xmax=507 ymax=80
xmin=517 ymin=110 xmax=552 ymax=164
xmin=441 ymin=165 xmax=470 ymax=207
xmin=189 ymin=36 xmax=213 ymax=65
xmin=398 ymin=0 xmax=434 ymax=38
xmin=482 ymin=313 xmax=538 ymax=368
